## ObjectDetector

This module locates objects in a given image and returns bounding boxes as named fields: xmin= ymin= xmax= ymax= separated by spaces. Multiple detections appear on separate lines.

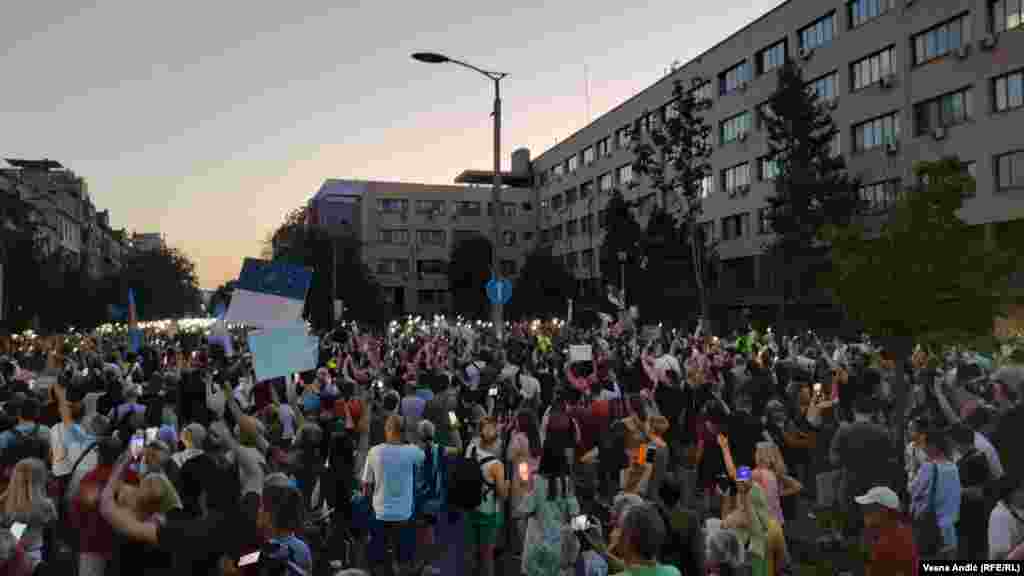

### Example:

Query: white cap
xmin=855 ymin=486 xmax=900 ymax=510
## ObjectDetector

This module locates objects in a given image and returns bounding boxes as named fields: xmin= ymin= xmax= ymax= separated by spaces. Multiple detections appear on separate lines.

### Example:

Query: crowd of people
xmin=0 ymin=312 xmax=1021 ymax=576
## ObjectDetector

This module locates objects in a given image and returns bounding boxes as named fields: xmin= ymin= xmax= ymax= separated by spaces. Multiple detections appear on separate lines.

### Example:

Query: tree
xmin=631 ymin=76 xmax=715 ymax=325
xmin=763 ymin=58 xmax=862 ymax=334
xmin=262 ymin=206 xmax=306 ymax=260
xmin=0 ymin=193 xmax=46 ymax=332
xmin=598 ymin=189 xmax=645 ymax=300
xmin=210 ymin=280 xmax=238 ymax=315
xmin=822 ymin=157 xmax=1022 ymax=448
xmin=448 ymin=234 xmax=493 ymax=320
xmin=509 ymin=246 xmax=575 ymax=320
xmin=116 ymin=245 xmax=203 ymax=320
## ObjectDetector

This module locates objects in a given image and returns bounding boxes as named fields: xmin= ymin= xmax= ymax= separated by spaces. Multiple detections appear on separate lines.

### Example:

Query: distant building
xmin=131 ymin=232 xmax=165 ymax=252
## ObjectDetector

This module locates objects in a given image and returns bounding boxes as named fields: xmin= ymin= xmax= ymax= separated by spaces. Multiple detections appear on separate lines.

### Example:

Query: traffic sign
xmin=486 ymin=278 xmax=512 ymax=305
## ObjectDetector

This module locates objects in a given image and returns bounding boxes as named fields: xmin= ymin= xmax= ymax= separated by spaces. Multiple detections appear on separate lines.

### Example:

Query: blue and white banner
xmin=247 ymin=321 xmax=319 ymax=383
xmin=224 ymin=258 xmax=313 ymax=328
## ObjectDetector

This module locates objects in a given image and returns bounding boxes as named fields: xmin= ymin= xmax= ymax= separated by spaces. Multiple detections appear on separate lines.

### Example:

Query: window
xmin=664 ymin=101 xmax=679 ymax=121
xmin=599 ymin=172 xmax=613 ymax=194
xmin=497 ymin=202 xmax=516 ymax=217
xmin=617 ymin=164 xmax=633 ymax=187
xmin=415 ymin=200 xmax=445 ymax=215
xmin=799 ymin=12 xmax=837 ymax=51
xmin=503 ymin=231 xmax=517 ymax=246
xmin=596 ymin=137 xmax=611 ymax=158
xmin=646 ymin=110 xmax=662 ymax=132
xmin=914 ymin=87 xmax=973 ymax=135
xmin=500 ymin=260 xmax=518 ymax=276
xmin=376 ymin=258 xmax=410 ymax=275
xmin=567 ymin=155 xmax=579 ymax=173
xmin=757 ymin=208 xmax=772 ymax=234
xmin=553 ymin=164 xmax=565 ymax=178
xmin=699 ymin=221 xmax=715 ymax=244
xmin=807 ymin=71 xmax=839 ymax=101
xmin=719 ymin=61 xmax=751 ymax=96
xmin=720 ymin=111 xmax=752 ymax=144
xmin=853 ymin=112 xmax=901 ymax=152
xmin=565 ymin=252 xmax=578 ymax=270
xmin=721 ymin=213 xmax=749 ymax=240
xmin=566 ymin=188 xmax=578 ymax=205
xmin=540 ymin=228 xmax=550 ymax=244
xmin=700 ymin=174 xmax=714 ymax=198
xmin=994 ymin=69 xmax=1024 ymax=112
xmin=418 ymin=290 xmax=446 ymax=306
xmin=689 ymin=81 xmax=714 ymax=103
xmin=567 ymin=219 xmax=579 ymax=237
xmin=851 ymin=46 xmax=895 ymax=91
xmin=455 ymin=201 xmax=481 ymax=216
xmin=849 ymin=0 xmax=894 ymax=29
xmin=616 ymin=126 xmax=631 ymax=149
xmin=582 ymin=146 xmax=595 ymax=166
xmin=859 ymin=179 xmax=904 ymax=211
xmin=551 ymin=194 xmax=564 ymax=211
xmin=580 ymin=181 xmax=593 ymax=200
xmin=453 ymin=229 xmax=478 ymax=244
xmin=758 ymin=156 xmax=781 ymax=181
xmin=598 ymin=210 xmax=607 ymax=228
xmin=377 ymin=198 xmax=408 ymax=213
xmin=722 ymin=163 xmax=751 ymax=194
xmin=377 ymin=229 xmax=409 ymax=244
xmin=913 ymin=14 xmax=971 ymax=66
xmin=523 ymin=231 xmax=533 ymax=242
xmin=992 ymin=0 xmax=1024 ymax=33
xmin=552 ymin=225 xmax=563 ymax=241
xmin=417 ymin=259 xmax=446 ymax=276
xmin=581 ymin=214 xmax=594 ymax=234
xmin=996 ymin=150 xmax=1024 ymax=191
xmin=758 ymin=40 xmax=787 ymax=75
xmin=582 ymin=249 xmax=594 ymax=273
xmin=417 ymin=229 xmax=446 ymax=246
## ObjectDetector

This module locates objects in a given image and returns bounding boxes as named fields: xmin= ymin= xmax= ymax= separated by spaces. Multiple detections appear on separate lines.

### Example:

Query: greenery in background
xmin=508 ymin=246 xmax=575 ymax=320
xmin=631 ymin=76 xmax=716 ymax=325
xmin=763 ymin=58 xmax=862 ymax=334
xmin=598 ymin=189 xmax=645 ymax=300
xmin=447 ymin=233 xmax=493 ymax=321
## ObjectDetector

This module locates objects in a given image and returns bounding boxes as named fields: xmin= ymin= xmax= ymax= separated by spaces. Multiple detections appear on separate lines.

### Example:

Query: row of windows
xmin=376 ymin=260 xmax=521 ymax=278
xmin=913 ymin=13 xmax=971 ymax=67
xmin=376 ymin=198 xmax=521 ymax=217
xmin=376 ymin=229 xmax=526 ymax=246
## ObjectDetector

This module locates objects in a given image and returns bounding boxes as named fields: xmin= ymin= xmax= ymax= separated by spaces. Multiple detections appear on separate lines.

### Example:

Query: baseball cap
xmin=854 ymin=486 xmax=900 ymax=510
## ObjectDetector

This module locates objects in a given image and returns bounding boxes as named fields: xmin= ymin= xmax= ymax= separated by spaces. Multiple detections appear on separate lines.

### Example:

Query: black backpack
xmin=1 ymin=424 xmax=49 ymax=469
xmin=448 ymin=445 xmax=496 ymax=510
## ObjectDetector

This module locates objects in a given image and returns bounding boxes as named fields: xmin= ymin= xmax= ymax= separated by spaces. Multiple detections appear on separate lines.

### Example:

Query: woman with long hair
xmin=0 ymin=459 xmax=56 ymax=569
xmin=518 ymin=424 xmax=581 ymax=576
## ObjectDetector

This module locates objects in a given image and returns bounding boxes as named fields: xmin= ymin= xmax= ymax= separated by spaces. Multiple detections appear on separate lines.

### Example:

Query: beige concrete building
xmin=528 ymin=0 xmax=1024 ymax=326
xmin=307 ymin=177 xmax=536 ymax=316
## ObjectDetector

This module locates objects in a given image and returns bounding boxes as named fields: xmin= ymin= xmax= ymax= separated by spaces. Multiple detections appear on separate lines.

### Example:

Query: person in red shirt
xmin=855 ymin=486 xmax=918 ymax=576
xmin=70 ymin=437 xmax=140 ymax=576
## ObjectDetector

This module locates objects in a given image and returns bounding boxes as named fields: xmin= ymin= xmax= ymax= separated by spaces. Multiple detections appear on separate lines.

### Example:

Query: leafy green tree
xmin=631 ymin=76 xmax=715 ymax=324
xmin=509 ymin=246 xmax=575 ymax=320
xmin=598 ymin=189 xmax=645 ymax=300
xmin=448 ymin=234 xmax=493 ymax=320
xmin=822 ymin=157 xmax=1022 ymax=448
xmin=115 ymin=245 xmax=203 ymax=321
xmin=763 ymin=58 xmax=862 ymax=334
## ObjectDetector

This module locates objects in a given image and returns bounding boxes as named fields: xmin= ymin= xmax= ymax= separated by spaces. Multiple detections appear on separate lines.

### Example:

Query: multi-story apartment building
xmin=130 ymin=232 xmax=165 ymax=253
xmin=307 ymin=173 xmax=535 ymax=317
xmin=528 ymin=0 xmax=1024 ymax=328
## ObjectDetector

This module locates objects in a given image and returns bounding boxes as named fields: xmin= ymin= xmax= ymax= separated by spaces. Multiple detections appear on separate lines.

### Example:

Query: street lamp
xmin=617 ymin=250 xmax=628 ymax=306
xmin=412 ymin=52 xmax=509 ymax=341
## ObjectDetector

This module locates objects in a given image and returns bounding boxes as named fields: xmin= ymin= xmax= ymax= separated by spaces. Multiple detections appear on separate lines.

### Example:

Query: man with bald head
xmin=362 ymin=413 xmax=425 ymax=575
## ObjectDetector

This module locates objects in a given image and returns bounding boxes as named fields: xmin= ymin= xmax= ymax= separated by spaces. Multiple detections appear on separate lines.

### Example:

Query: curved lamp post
xmin=412 ymin=52 xmax=509 ymax=341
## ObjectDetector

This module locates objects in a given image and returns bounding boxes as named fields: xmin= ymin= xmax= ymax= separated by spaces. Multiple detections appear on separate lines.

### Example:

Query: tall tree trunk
xmin=884 ymin=335 xmax=914 ymax=453
xmin=690 ymin=221 xmax=711 ymax=331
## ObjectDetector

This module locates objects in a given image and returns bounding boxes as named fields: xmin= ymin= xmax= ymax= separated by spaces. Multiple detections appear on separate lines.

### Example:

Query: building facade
xmin=528 ymin=0 xmax=1024 ymax=327
xmin=307 ymin=178 xmax=536 ymax=316
xmin=130 ymin=232 xmax=165 ymax=253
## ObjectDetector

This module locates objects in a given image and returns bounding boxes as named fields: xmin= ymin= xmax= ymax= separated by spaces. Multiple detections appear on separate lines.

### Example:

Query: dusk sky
xmin=1 ymin=0 xmax=777 ymax=290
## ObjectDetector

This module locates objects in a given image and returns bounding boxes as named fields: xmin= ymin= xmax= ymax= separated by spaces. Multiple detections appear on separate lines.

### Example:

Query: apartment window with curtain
xmin=807 ymin=71 xmax=839 ymax=101
xmin=376 ymin=258 xmax=410 ymax=275
xmin=914 ymin=87 xmax=973 ymax=135
xmin=583 ymin=146 xmax=595 ymax=166
xmin=415 ymin=200 xmax=445 ymax=215
xmin=721 ymin=213 xmax=749 ymax=240
xmin=722 ymin=163 xmax=751 ymax=194
xmin=913 ymin=13 xmax=971 ymax=66
xmin=757 ymin=207 xmax=772 ymax=234
xmin=566 ymin=219 xmax=579 ymax=237
xmin=455 ymin=201 xmax=481 ymax=216
xmin=617 ymin=126 xmax=631 ymax=149
xmin=599 ymin=172 xmax=614 ymax=194
xmin=859 ymin=179 xmax=904 ymax=211
xmin=580 ymin=181 xmax=593 ymax=199
xmin=501 ymin=202 xmax=517 ymax=217
xmin=719 ymin=61 xmax=751 ymax=95
xmin=567 ymin=155 xmax=579 ymax=173
xmin=799 ymin=12 xmax=836 ymax=50
xmin=827 ymin=131 xmax=842 ymax=158
xmin=581 ymin=249 xmax=594 ymax=273
xmin=700 ymin=174 xmax=714 ymax=198
xmin=596 ymin=137 xmax=611 ymax=157
xmin=581 ymin=213 xmax=594 ymax=234
xmin=377 ymin=229 xmax=409 ymax=244
xmin=851 ymin=46 xmax=895 ymax=91
xmin=853 ymin=111 xmax=901 ymax=152
xmin=758 ymin=156 xmax=781 ymax=181
xmin=598 ymin=209 xmax=607 ymax=228
xmin=996 ymin=150 xmax=1024 ymax=192
xmin=689 ymin=81 xmax=714 ymax=103
xmin=993 ymin=69 xmax=1024 ymax=112
xmin=551 ymin=194 xmax=564 ymax=211
xmin=617 ymin=164 xmax=633 ymax=187
xmin=417 ymin=229 xmax=446 ymax=246
xmin=720 ymin=111 xmax=752 ymax=144
xmin=992 ymin=0 xmax=1023 ymax=33
xmin=553 ymin=164 xmax=564 ymax=178
xmin=849 ymin=0 xmax=895 ymax=29
xmin=377 ymin=198 xmax=408 ymax=213
xmin=757 ymin=40 xmax=787 ymax=76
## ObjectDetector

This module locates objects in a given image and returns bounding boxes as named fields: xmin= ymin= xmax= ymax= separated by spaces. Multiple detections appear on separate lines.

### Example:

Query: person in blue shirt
xmin=910 ymin=425 xmax=961 ymax=560
xmin=258 ymin=483 xmax=314 ymax=576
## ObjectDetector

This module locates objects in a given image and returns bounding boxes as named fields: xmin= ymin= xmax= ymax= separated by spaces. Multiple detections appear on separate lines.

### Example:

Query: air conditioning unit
xmin=885 ymin=142 xmax=899 ymax=155
xmin=957 ymin=44 xmax=970 ymax=59
xmin=738 ymin=131 xmax=748 ymax=142
xmin=879 ymin=75 xmax=894 ymax=89
xmin=932 ymin=127 xmax=946 ymax=140
xmin=799 ymin=46 xmax=814 ymax=60
xmin=980 ymin=35 xmax=996 ymax=51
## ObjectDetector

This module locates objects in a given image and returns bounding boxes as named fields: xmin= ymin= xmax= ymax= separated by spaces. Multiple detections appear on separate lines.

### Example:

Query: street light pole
xmin=412 ymin=52 xmax=508 ymax=342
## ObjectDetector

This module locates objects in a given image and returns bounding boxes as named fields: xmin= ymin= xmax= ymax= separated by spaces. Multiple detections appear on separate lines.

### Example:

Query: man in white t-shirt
xmin=362 ymin=414 xmax=425 ymax=574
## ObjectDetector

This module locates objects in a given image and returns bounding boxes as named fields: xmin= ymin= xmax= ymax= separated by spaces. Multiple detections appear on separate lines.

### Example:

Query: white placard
xmin=569 ymin=345 xmax=593 ymax=363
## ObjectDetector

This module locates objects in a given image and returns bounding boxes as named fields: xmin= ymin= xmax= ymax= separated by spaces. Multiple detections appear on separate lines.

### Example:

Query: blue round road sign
xmin=486 ymin=278 xmax=513 ymax=305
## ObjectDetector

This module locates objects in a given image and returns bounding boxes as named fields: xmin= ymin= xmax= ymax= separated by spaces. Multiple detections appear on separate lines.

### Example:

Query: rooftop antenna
xmin=584 ymin=63 xmax=591 ymax=127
